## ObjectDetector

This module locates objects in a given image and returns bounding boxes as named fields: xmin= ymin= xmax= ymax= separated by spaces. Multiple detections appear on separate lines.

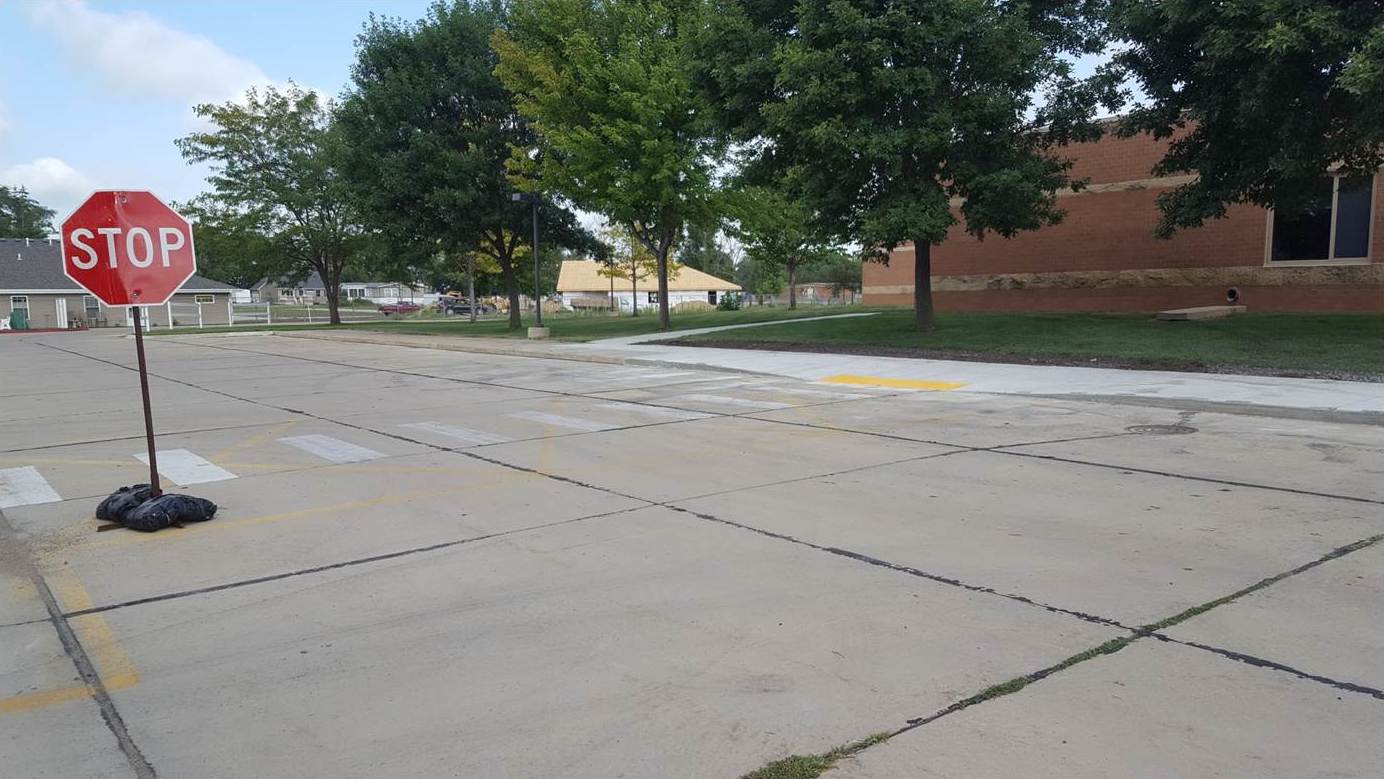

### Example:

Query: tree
xmin=1113 ymin=1 xmax=1384 ymax=235
xmin=597 ymin=225 xmax=665 ymax=316
xmin=337 ymin=0 xmax=595 ymax=330
xmin=0 ymin=186 xmax=55 ymax=238
xmin=175 ymin=196 xmax=276 ymax=289
xmin=798 ymin=250 xmax=862 ymax=299
xmin=734 ymin=254 xmax=784 ymax=303
xmin=177 ymin=86 xmax=360 ymax=324
xmin=493 ymin=0 xmax=721 ymax=330
xmin=677 ymin=221 xmax=734 ymax=281
xmin=697 ymin=0 xmax=1115 ymax=329
xmin=725 ymin=185 xmax=839 ymax=309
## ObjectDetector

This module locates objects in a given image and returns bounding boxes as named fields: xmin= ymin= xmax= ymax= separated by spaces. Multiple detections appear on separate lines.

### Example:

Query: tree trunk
xmin=321 ymin=261 xmax=342 ymax=325
xmin=496 ymin=251 xmax=522 ymax=330
xmin=913 ymin=240 xmax=934 ymax=331
xmin=631 ymin=261 xmax=639 ymax=317
xmin=467 ymin=253 xmax=477 ymax=324
xmin=788 ymin=260 xmax=798 ymax=310
xmin=656 ymin=249 xmax=671 ymax=330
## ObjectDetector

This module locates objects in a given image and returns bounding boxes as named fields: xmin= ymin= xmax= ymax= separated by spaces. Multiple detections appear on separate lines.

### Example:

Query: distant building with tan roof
xmin=556 ymin=260 xmax=741 ymax=312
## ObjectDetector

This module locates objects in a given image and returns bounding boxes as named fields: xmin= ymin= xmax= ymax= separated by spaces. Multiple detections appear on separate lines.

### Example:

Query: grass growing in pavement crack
xmin=740 ymin=535 xmax=1384 ymax=777
xmin=743 ymin=733 xmax=890 ymax=779
xmin=740 ymin=638 xmax=1134 ymax=778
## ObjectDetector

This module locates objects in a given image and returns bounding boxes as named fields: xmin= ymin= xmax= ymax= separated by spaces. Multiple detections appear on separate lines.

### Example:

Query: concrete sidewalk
xmin=275 ymin=329 xmax=1384 ymax=419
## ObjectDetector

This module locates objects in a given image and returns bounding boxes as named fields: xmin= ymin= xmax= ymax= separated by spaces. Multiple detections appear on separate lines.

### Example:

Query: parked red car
xmin=377 ymin=302 xmax=422 ymax=315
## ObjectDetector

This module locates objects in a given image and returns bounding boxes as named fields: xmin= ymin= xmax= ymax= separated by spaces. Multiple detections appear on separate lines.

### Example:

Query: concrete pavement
xmin=283 ymin=328 xmax=1384 ymax=418
xmin=1 ymin=328 xmax=1381 ymax=778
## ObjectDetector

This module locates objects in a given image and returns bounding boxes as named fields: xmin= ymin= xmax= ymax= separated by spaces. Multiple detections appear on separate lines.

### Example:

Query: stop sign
xmin=60 ymin=191 xmax=197 ymax=306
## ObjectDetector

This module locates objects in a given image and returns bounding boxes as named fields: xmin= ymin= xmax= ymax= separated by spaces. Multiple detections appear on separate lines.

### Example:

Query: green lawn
xmin=671 ymin=310 xmax=1384 ymax=379
xmin=157 ymin=305 xmax=870 ymax=341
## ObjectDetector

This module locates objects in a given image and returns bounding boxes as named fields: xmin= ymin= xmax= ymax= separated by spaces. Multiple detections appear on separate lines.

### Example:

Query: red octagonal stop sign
xmin=60 ymin=191 xmax=197 ymax=306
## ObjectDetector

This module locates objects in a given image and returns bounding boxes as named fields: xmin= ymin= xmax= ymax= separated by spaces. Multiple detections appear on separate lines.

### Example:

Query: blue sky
xmin=0 ymin=0 xmax=433 ymax=218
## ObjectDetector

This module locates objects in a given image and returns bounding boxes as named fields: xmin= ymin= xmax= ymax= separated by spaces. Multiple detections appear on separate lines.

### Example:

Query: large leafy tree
xmin=177 ymin=86 xmax=360 ymax=323
xmin=698 ymin=0 xmax=1115 ymax=329
xmin=1114 ymin=0 xmax=1384 ymax=235
xmin=0 ymin=186 xmax=55 ymax=238
xmin=337 ymin=0 xmax=594 ymax=330
xmin=493 ymin=0 xmax=721 ymax=330
xmin=676 ymin=222 xmax=735 ymax=282
xmin=175 ymin=196 xmax=276 ymax=288
xmin=725 ymin=185 xmax=839 ymax=309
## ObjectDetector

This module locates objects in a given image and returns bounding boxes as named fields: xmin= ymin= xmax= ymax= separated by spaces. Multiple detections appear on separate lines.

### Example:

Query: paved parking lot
xmin=2 ymin=329 xmax=1382 ymax=778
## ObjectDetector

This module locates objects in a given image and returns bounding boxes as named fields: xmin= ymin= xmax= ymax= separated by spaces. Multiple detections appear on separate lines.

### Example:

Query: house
xmin=863 ymin=130 xmax=1384 ymax=312
xmin=556 ymin=260 xmax=741 ymax=312
xmin=250 ymin=271 xmax=431 ymax=305
xmin=1 ymin=238 xmax=237 ymax=329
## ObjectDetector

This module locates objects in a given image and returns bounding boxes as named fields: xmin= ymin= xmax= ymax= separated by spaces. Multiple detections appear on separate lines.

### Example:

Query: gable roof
xmin=0 ymin=238 xmax=238 ymax=293
xmin=556 ymin=260 xmax=741 ymax=293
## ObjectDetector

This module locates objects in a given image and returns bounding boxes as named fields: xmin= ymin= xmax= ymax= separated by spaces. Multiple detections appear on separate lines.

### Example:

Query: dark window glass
xmin=1333 ymin=176 xmax=1373 ymax=259
xmin=1272 ymin=178 xmax=1334 ymax=261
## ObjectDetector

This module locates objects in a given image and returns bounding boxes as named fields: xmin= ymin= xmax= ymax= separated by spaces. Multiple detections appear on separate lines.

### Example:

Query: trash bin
xmin=9 ymin=310 xmax=28 ymax=330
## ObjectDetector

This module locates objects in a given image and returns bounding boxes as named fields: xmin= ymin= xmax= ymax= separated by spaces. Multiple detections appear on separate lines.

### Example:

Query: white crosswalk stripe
xmin=279 ymin=435 xmax=384 ymax=464
xmin=597 ymin=402 xmax=714 ymax=421
xmin=134 ymin=449 xmax=237 ymax=485
xmin=400 ymin=422 xmax=510 ymax=446
xmin=671 ymin=393 xmax=794 ymax=410
xmin=0 ymin=466 xmax=62 ymax=508
xmin=508 ymin=411 xmax=617 ymax=432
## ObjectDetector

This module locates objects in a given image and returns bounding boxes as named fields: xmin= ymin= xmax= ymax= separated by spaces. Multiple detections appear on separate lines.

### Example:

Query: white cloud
xmin=2 ymin=157 xmax=93 ymax=214
xmin=30 ymin=0 xmax=271 ymax=107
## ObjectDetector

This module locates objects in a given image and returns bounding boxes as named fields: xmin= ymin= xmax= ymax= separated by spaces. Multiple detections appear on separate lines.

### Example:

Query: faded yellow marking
xmin=0 ymin=569 xmax=139 ymax=716
xmin=0 ymin=458 xmax=142 ymax=468
xmin=207 ymin=420 xmax=302 ymax=462
xmin=820 ymin=374 xmax=968 ymax=391
xmin=76 ymin=472 xmax=535 ymax=551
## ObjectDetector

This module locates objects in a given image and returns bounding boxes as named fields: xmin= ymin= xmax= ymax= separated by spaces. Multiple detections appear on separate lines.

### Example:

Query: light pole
xmin=511 ymin=192 xmax=542 ymax=328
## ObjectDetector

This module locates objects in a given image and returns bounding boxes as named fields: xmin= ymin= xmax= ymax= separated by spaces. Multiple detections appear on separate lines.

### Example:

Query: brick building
xmin=863 ymin=132 xmax=1383 ymax=312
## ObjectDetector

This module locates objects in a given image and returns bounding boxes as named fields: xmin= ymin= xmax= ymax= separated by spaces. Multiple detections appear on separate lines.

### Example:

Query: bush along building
xmin=1 ymin=237 xmax=237 ymax=329
xmin=863 ymin=131 xmax=1383 ymax=312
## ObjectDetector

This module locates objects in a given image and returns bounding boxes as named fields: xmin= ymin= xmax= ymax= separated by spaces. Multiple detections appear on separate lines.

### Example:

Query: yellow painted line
xmin=820 ymin=374 xmax=968 ymax=391
xmin=0 ymin=569 xmax=139 ymax=716
xmin=0 ymin=458 xmax=141 ymax=468
xmin=76 ymin=472 xmax=535 ymax=551
xmin=208 ymin=420 xmax=302 ymax=461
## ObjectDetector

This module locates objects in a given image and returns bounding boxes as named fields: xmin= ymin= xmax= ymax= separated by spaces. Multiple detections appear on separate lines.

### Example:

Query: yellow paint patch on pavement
xmin=0 ymin=570 xmax=139 ymax=716
xmin=821 ymin=374 xmax=968 ymax=391
xmin=208 ymin=419 xmax=302 ymax=462
xmin=77 ymin=469 xmax=538 ymax=551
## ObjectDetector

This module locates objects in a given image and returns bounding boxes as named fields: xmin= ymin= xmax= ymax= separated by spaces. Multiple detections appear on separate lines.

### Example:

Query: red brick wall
xmin=863 ymin=132 xmax=1384 ymax=312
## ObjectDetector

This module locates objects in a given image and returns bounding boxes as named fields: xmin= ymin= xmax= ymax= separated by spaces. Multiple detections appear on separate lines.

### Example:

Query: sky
xmin=0 ymin=0 xmax=434 ymax=219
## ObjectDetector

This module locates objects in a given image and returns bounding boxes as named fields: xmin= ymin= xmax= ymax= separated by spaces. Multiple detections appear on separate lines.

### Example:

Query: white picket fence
xmin=230 ymin=303 xmax=392 ymax=326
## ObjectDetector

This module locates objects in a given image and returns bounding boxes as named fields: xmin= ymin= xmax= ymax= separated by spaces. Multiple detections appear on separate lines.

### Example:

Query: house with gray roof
xmin=249 ymin=271 xmax=430 ymax=305
xmin=1 ymin=237 xmax=239 ymax=330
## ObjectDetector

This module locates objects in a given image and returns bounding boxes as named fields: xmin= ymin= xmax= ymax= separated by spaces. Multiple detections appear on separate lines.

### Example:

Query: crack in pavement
xmin=0 ymin=507 xmax=156 ymax=778
xmin=27 ymin=334 xmax=1384 ymax=774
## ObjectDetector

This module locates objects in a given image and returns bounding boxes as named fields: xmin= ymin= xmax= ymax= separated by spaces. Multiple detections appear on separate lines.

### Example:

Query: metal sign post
xmin=130 ymin=303 xmax=162 ymax=497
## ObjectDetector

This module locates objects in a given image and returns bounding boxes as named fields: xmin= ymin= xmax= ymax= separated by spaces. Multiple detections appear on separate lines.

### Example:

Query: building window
xmin=84 ymin=295 xmax=100 ymax=318
xmin=279 ymin=288 xmax=294 ymax=298
xmin=195 ymin=294 xmax=215 ymax=304
xmin=708 ymin=291 xmax=717 ymax=304
xmin=1271 ymin=176 xmax=1374 ymax=262
xmin=647 ymin=291 xmax=659 ymax=304
xmin=346 ymin=287 xmax=365 ymax=299
xmin=313 ymin=289 xmax=322 ymax=298
xmin=10 ymin=295 xmax=29 ymax=312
